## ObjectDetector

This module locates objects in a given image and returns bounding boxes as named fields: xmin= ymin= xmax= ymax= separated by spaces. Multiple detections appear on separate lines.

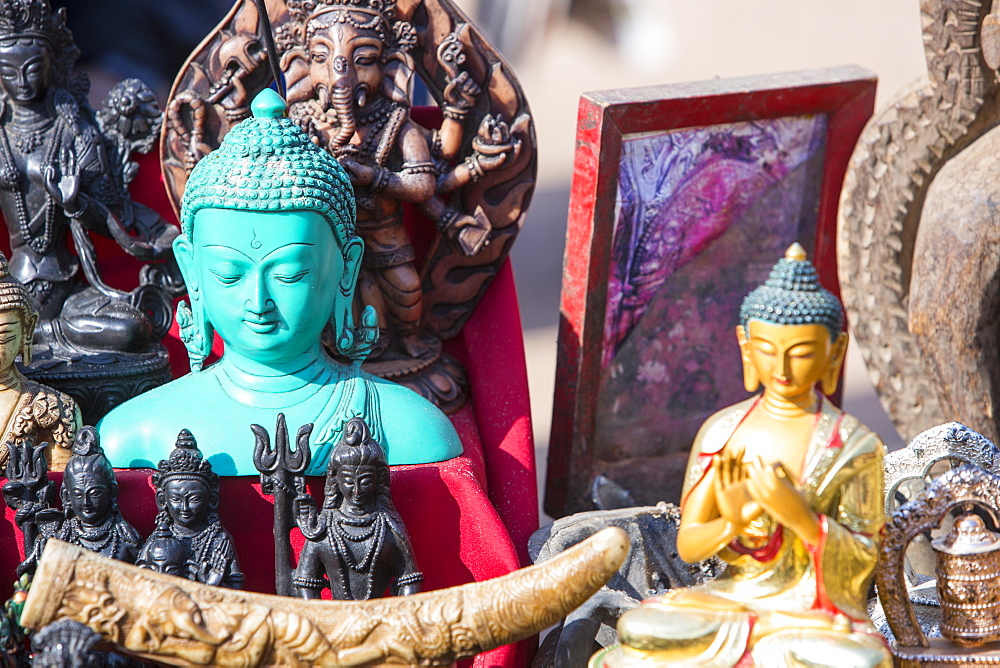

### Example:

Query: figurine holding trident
xmin=253 ymin=413 xmax=312 ymax=597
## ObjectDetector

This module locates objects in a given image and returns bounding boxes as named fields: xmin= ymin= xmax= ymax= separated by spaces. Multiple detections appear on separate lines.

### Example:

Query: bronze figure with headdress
xmin=140 ymin=429 xmax=243 ymax=589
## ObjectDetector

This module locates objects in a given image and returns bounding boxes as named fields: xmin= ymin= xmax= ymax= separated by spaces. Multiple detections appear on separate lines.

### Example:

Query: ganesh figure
xmin=161 ymin=0 xmax=535 ymax=413
xmin=138 ymin=429 xmax=243 ymax=589
xmin=293 ymin=416 xmax=422 ymax=600
xmin=592 ymin=245 xmax=891 ymax=668
xmin=3 ymin=426 xmax=141 ymax=577
xmin=97 ymin=88 xmax=462 ymax=475
xmin=0 ymin=0 xmax=183 ymax=423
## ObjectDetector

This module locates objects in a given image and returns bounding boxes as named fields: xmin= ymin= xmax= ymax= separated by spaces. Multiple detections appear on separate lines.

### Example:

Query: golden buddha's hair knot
xmin=740 ymin=243 xmax=844 ymax=337
xmin=785 ymin=242 xmax=807 ymax=262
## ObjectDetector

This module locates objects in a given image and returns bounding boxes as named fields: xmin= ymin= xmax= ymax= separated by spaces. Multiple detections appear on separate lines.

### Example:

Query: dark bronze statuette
xmin=137 ymin=429 xmax=243 ymax=589
xmin=3 ymin=426 xmax=141 ymax=577
xmin=0 ymin=0 xmax=185 ymax=422
xmin=293 ymin=416 xmax=422 ymax=600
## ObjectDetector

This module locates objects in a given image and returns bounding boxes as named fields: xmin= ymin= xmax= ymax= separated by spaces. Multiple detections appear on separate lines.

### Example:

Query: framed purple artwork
xmin=547 ymin=66 xmax=877 ymax=516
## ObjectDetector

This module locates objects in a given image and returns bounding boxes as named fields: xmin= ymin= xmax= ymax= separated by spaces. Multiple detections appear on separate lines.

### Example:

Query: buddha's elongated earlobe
xmin=173 ymin=233 xmax=213 ymax=372
xmin=821 ymin=331 xmax=849 ymax=396
xmin=20 ymin=311 xmax=36 ymax=365
xmin=332 ymin=303 xmax=379 ymax=364
xmin=330 ymin=288 xmax=356 ymax=358
xmin=331 ymin=236 xmax=372 ymax=360
xmin=176 ymin=299 xmax=214 ymax=372
xmin=736 ymin=325 xmax=760 ymax=393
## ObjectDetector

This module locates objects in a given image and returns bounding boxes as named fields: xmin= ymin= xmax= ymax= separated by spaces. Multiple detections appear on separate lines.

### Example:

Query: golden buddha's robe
xmin=4 ymin=379 xmax=80 ymax=471
xmin=597 ymin=396 xmax=891 ymax=668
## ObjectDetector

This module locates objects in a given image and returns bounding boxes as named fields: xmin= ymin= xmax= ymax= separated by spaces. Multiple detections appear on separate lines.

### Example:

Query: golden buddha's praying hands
xmin=712 ymin=448 xmax=762 ymax=530
xmin=744 ymin=458 xmax=821 ymax=547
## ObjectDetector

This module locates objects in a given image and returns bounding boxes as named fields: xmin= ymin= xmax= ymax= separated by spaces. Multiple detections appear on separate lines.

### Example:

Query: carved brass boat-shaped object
xmin=22 ymin=528 xmax=628 ymax=666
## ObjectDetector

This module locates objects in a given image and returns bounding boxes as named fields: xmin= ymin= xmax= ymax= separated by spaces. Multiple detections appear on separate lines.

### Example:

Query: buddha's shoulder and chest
xmin=97 ymin=361 xmax=462 ymax=475
xmin=686 ymin=396 xmax=880 ymax=498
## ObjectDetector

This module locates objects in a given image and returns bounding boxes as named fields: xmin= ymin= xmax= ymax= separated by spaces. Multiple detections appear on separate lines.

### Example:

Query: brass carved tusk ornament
xmin=21 ymin=527 xmax=628 ymax=666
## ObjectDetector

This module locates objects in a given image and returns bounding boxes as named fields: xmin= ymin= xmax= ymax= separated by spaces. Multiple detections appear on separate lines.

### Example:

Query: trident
xmin=252 ymin=413 xmax=313 ymax=596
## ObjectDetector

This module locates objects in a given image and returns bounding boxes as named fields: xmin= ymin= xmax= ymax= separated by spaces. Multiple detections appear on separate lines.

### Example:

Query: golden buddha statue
xmin=593 ymin=244 xmax=891 ymax=668
xmin=0 ymin=250 xmax=78 ymax=470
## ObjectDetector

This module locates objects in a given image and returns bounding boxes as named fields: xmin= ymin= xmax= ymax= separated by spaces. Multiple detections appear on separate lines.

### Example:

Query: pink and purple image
xmin=594 ymin=114 xmax=828 ymax=504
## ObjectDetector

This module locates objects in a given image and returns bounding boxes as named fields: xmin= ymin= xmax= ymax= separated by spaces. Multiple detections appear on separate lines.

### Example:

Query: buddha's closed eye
xmin=274 ymin=270 xmax=310 ymax=284
xmin=209 ymin=270 xmax=242 ymax=286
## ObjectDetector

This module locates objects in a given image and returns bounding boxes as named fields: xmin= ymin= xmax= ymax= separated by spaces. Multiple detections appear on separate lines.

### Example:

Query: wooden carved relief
xmin=839 ymin=0 xmax=1000 ymax=442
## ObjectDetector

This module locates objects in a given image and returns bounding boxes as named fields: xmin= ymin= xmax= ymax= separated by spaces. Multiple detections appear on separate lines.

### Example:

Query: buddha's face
xmin=0 ymin=39 xmax=51 ymax=105
xmin=162 ymin=479 xmax=212 ymax=531
xmin=62 ymin=470 xmax=113 ymax=525
xmin=336 ymin=463 xmax=379 ymax=515
xmin=308 ymin=13 xmax=385 ymax=111
xmin=739 ymin=320 xmax=846 ymax=399
xmin=176 ymin=209 xmax=361 ymax=364
xmin=0 ymin=310 xmax=24 ymax=372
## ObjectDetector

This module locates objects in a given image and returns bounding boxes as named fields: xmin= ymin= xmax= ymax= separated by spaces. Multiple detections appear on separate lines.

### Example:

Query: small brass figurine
xmin=138 ymin=429 xmax=243 ymax=589
xmin=594 ymin=244 xmax=891 ymax=667
xmin=6 ymin=426 xmax=141 ymax=578
xmin=22 ymin=528 xmax=628 ymax=667
xmin=0 ymin=250 xmax=78 ymax=470
xmin=293 ymin=416 xmax=422 ymax=600
xmin=0 ymin=0 xmax=182 ymax=422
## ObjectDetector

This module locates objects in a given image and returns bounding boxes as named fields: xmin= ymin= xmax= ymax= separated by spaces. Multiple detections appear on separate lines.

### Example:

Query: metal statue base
xmin=22 ymin=341 xmax=170 ymax=424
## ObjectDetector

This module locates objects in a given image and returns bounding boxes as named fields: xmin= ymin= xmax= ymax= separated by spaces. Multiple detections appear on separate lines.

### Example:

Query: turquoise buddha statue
xmin=97 ymin=89 xmax=462 ymax=475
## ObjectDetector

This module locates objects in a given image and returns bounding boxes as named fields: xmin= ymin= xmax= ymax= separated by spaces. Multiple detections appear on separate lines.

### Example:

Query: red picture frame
xmin=546 ymin=66 xmax=877 ymax=517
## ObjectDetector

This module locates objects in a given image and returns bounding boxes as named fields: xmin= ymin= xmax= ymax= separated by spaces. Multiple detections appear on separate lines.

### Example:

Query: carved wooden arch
xmin=877 ymin=464 xmax=1000 ymax=649
xmin=161 ymin=0 xmax=536 ymax=340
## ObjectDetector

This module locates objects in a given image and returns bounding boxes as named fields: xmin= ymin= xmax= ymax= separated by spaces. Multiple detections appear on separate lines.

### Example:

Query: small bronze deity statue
xmin=0 ymin=249 xmax=78 ymax=470
xmin=0 ymin=0 xmax=183 ymax=422
xmin=3 ymin=426 xmax=141 ymax=577
xmin=138 ymin=429 xmax=243 ymax=589
xmin=292 ymin=416 xmax=422 ymax=600
xmin=277 ymin=0 xmax=521 ymax=409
